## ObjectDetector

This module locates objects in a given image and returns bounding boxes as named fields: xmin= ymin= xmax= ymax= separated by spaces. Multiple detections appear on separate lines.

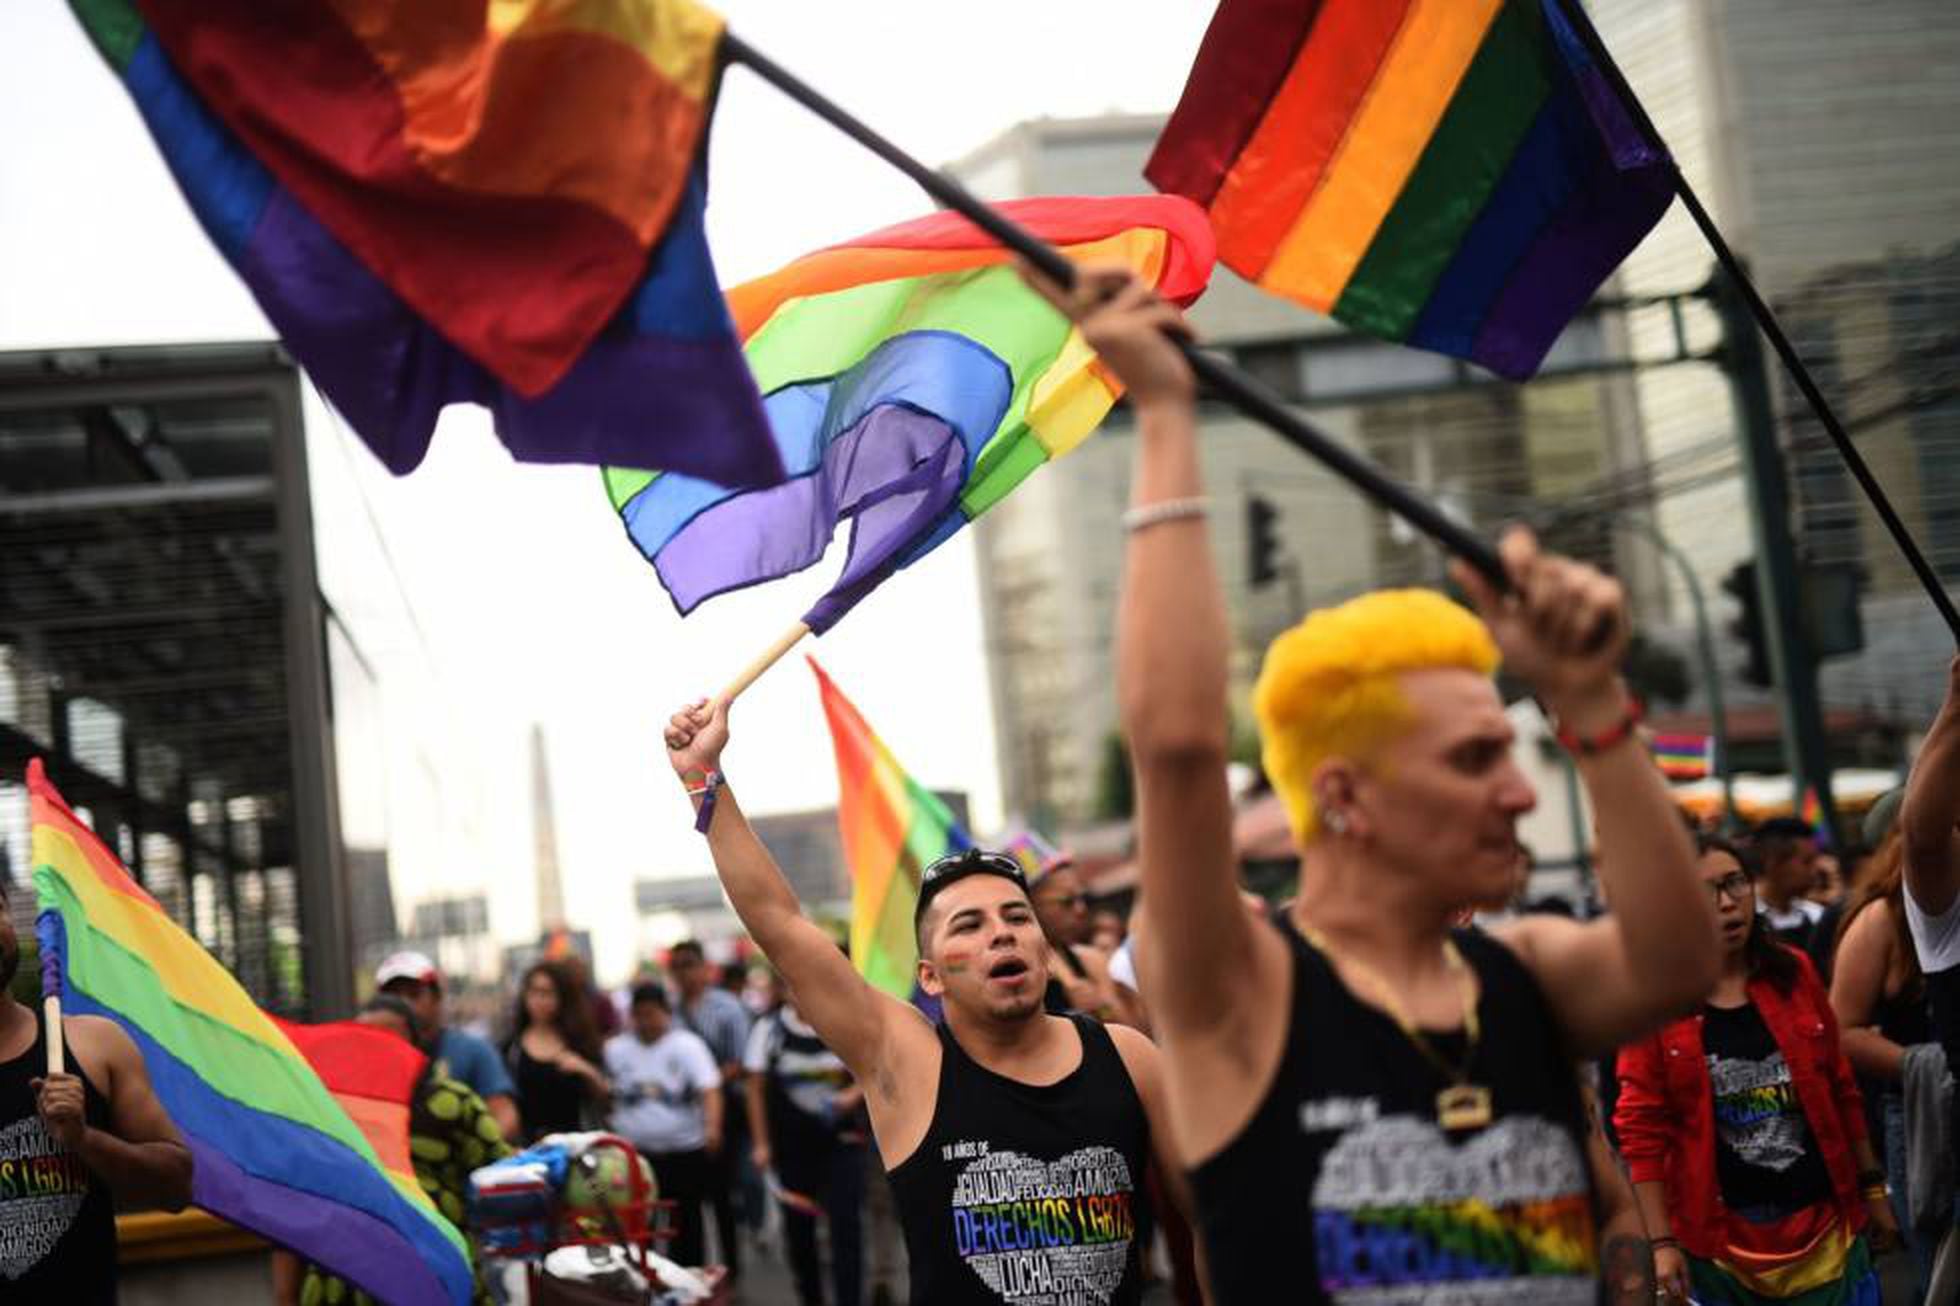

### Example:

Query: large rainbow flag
xmin=70 ymin=0 xmax=779 ymax=488
xmin=1146 ymin=0 xmax=1673 ymax=379
xmin=606 ymin=195 xmax=1214 ymax=632
xmin=809 ymin=659 xmax=971 ymax=1001
xmin=30 ymin=760 xmax=473 ymax=1306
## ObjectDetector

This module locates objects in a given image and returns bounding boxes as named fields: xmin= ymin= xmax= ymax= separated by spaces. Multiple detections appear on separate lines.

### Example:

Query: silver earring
xmin=1322 ymin=809 xmax=1347 ymax=835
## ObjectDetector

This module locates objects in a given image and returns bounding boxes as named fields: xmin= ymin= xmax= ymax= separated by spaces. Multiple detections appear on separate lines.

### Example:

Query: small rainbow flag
xmin=1146 ymin=0 xmax=1674 ymax=379
xmin=31 ymin=760 xmax=472 ymax=1306
xmin=606 ymin=195 xmax=1214 ymax=632
xmin=1651 ymin=732 xmax=1713 ymax=782
xmin=809 ymin=658 xmax=971 ymax=1001
xmin=1000 ymin=828 xmax=1065 ymax=882
xmin=70 ymin=0 xmax=779 ymax=488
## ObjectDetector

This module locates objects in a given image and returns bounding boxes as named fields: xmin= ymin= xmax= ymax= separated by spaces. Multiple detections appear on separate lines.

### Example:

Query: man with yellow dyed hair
xmin=1023 ymin=262 xmax=1721 ymax=1304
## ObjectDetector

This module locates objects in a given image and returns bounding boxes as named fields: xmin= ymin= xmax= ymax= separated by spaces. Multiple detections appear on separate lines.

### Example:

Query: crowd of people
xmin=10 ymin=267 xmax=1960 ymax=1306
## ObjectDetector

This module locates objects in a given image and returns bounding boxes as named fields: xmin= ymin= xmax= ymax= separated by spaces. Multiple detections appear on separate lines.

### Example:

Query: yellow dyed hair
xmin=1254 ymin=589 xmax=1500 ymax=844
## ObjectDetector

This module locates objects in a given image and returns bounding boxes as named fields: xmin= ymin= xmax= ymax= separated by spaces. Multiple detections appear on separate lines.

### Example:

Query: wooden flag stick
xmin=721 ymin=622 xmax=811 ymax=704
xmin=44 ymin=996 xmax=64 ymax=1076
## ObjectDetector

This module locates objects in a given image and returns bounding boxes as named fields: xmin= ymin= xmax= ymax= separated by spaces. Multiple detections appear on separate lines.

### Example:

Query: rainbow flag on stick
xmin=607 ymin=195 xmax=1214 ymax=632
xmin=1651 ymin=732 xmax=1713 ymax=782
xmin=70 ymin=0 xmax=779 ymax=488
xmin=1147 ymin=0 xmax=1673 ymax=379
xmin=809 ymin=659 xmax=971 ymax=1001
xmin=30 ymin=760 xmax=473 ymax=1306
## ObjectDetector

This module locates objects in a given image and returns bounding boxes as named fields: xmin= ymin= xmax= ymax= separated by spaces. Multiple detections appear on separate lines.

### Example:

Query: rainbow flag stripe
xmin=1147 ymin=0 xmax=1674 ymax=379
xmin=69 ymin=0 xmax=779 ymax=488
xmin=30 ymin=761 xmax=472 ymax=1306
xmin=605 ymin=195 xmax=1214 ymax=632
xmin=809 ymin=658 xmax=971 ymax=1001
xmin=1651 ymin=732 xmax=1713 ymax=782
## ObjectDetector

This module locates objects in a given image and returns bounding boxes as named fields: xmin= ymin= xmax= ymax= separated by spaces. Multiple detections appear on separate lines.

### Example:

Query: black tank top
xmin=887 ymin=1014 xmax=1149 ymax=1305
xmin=0 ymin=1008 xmax=118 ymax=1304
xmin=1189 ymin=920 xmax=1600 ymax=1305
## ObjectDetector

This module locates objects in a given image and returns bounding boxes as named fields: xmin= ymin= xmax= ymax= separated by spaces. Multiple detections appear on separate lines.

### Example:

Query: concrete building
xmin=952 ymin=117 xmax=1655 ymax=827
xmin=1593 ymin=0 xmax=1960 ymax=728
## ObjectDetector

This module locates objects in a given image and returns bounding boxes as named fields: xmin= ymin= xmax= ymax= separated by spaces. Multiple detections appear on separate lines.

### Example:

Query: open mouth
xmin=986 ymin=956 xmax=1030 ymax=983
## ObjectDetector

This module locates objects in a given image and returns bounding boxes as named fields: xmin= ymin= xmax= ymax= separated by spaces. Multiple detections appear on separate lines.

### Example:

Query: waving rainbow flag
xmin=1147 ymin=0 xmax=1673 ymax=379
xmin=809 ymin=659 xmax=971 ymax=1001
xmin=70 ymin=0 xmax=779 ymax=488
xmin=1650 ymin=732 xmax=1713 ymax=782
xmin=30 ymin=760 xmax=472 ymax=1306
xmin=606 ymin=195 xmax=1214 ymax=632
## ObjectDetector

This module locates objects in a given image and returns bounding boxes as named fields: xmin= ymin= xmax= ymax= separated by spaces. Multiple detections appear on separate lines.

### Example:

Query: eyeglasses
xmin=1707 ymin=871 xmax=1752 ymax=903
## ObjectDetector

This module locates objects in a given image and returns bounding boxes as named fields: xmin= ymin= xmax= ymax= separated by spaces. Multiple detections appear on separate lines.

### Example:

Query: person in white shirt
xmin=605 ymin=984 xmax=721 ymax=1267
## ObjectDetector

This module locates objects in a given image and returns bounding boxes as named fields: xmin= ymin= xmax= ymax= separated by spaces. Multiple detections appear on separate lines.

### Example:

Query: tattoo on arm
xmin=1601 ymin=1233 xmax=1655 ymax=1306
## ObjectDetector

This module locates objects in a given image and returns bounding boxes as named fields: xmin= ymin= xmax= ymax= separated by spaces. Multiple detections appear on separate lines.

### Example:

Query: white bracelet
xmin=1122 ymin=496 xmax=1210 ymax=533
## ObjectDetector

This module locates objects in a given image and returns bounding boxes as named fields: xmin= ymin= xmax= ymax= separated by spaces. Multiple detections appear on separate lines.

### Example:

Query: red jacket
xmin=1614 ymin=948 xmax=1868 ymax=1256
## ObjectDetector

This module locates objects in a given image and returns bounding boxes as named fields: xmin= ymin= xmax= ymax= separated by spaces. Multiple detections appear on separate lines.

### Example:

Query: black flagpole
xmin=1550 ymin=0 xmax=1960 ymax=640
xmin=721 ymin=32 xmax=1510 ymax=592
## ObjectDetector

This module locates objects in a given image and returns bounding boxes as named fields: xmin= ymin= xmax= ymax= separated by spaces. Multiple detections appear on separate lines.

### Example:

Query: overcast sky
xmin=0 ymin=1 xmax=1215 ymax=981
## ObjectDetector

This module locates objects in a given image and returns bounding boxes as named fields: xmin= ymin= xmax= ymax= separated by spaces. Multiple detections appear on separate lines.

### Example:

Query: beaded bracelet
xmin=1121 ymin=496 xmax=1210 ymax=533
xmin=1553 ymin=695 xmax=1643 ymax=756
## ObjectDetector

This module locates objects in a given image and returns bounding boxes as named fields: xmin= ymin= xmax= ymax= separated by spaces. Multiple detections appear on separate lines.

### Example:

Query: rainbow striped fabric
xmin=29 ymin=760 xmax=473 ymax=1306
xmin=606 ymin=196 xmax=1214 ymax=632
xmin=69 ymin=0 xmax=779 ymax=488
xmin=809 ymin=658 xmax=971 ymax=1001
xmin=1651 ymin=732 xmax=1713 ymax=781
xmin=1147 ymin=0 xmax=1674 ymax=379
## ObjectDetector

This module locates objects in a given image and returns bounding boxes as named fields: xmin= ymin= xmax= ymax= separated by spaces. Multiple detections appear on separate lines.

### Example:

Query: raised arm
xmin=1025 ymin=265 xmax=1285 ymax=1061
xmin=1903 ymin=657 xmax=1960 ymax=916
xmin=664 ymin=700 xmax=918 ymax=1080
xmin=1467 ymin=531 xmax=1718 ymax=1055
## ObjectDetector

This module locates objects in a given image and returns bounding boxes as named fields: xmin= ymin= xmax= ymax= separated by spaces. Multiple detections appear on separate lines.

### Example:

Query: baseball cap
xmin=374 ymin=950 xmax=440 ymax=990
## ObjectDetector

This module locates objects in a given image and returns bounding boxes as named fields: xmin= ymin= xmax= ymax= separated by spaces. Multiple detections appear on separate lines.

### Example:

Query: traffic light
xmin=1722 ymin=561 xmax=1772 ymax=688
xmin=1247 ymin=494 xmax=1281 ymax=588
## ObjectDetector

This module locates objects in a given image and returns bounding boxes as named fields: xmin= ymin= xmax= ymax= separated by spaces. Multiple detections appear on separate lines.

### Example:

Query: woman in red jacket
xmin=1616 ymin=835 xmax=1898 ymax=1304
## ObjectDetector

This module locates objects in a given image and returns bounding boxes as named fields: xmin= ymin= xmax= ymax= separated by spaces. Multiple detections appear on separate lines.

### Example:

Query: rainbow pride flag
xmin=809 ymin=658 xmax=971 ymax=1001
xmin=1146 ymin=0 xmax=1673 ymax=379
xmin=606 ymin=195 xmax=1214 ymax=632
xmin=1651 ymin=732 xmax=1713 ymax=782
xmin=273 ymin=1017 xmax=428 ymax=1200
xmin=70 ymin=0 xmax=779 ymax=488
xmin=30 ymin=760 xmax=473 ymax=1306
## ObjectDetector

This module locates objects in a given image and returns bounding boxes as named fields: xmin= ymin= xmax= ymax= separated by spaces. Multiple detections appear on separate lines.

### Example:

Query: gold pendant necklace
xmin=1297 ymin=921 xmax=1492 ymax=1130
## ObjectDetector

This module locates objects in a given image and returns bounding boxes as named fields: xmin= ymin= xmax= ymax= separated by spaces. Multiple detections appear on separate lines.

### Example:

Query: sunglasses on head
xmin=921 ymin=848 xmax=1028 ymax=888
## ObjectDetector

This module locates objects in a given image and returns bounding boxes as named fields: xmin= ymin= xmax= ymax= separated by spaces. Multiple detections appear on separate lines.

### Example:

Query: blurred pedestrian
xmin=746 ymin=988 xmax=867 ymax=1306
xmin=1030 ymin=858 xmax=1134 ymax=1024
xmin=503 ymin=960 xmax=608 ymax=1142
xmin=605 ymin=984 xmax=721 ymax=1269
xmin=276 ymin=993 xmax=512 ymax=1306
xmin=1090 ymin=909 xmax=1127 ymax=954
xmin=1617 ymin=835 xmax=1895 ymax=1303
xmin=668 ymin=939 xmax=752 ymax=1277
xmin=376 ymin=949 xmax=520 ymax=1141
xmin=1754 ymin=817 xmax=1825 ymax=950
xmin=1831 ymin=830 xmax=1938 ymax=1296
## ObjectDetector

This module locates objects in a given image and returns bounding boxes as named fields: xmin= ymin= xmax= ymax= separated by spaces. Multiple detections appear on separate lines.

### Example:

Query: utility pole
xmin=1712 ymin=267 xmax=1845 ymax=847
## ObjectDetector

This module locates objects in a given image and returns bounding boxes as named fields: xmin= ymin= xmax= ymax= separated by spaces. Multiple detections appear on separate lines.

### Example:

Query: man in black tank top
xmin=663 ymin=708 xmax=1182 ymax=1305
xmin=1022 ymin=264 xmax=1722 ymax=1304
xmin=0 ymin=879 xmax=193 ymax=1303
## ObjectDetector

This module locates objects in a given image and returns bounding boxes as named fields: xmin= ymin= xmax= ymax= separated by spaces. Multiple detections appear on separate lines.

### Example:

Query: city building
xmin=0 ymin=344 xmax=352 ymax=1013
xmin=952 ymin=116 xmax=1657 ymax=828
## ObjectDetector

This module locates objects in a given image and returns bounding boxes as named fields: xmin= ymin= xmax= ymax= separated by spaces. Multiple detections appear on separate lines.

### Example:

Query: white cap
xmin=375 ymin=950 xmax=440 ymax=989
